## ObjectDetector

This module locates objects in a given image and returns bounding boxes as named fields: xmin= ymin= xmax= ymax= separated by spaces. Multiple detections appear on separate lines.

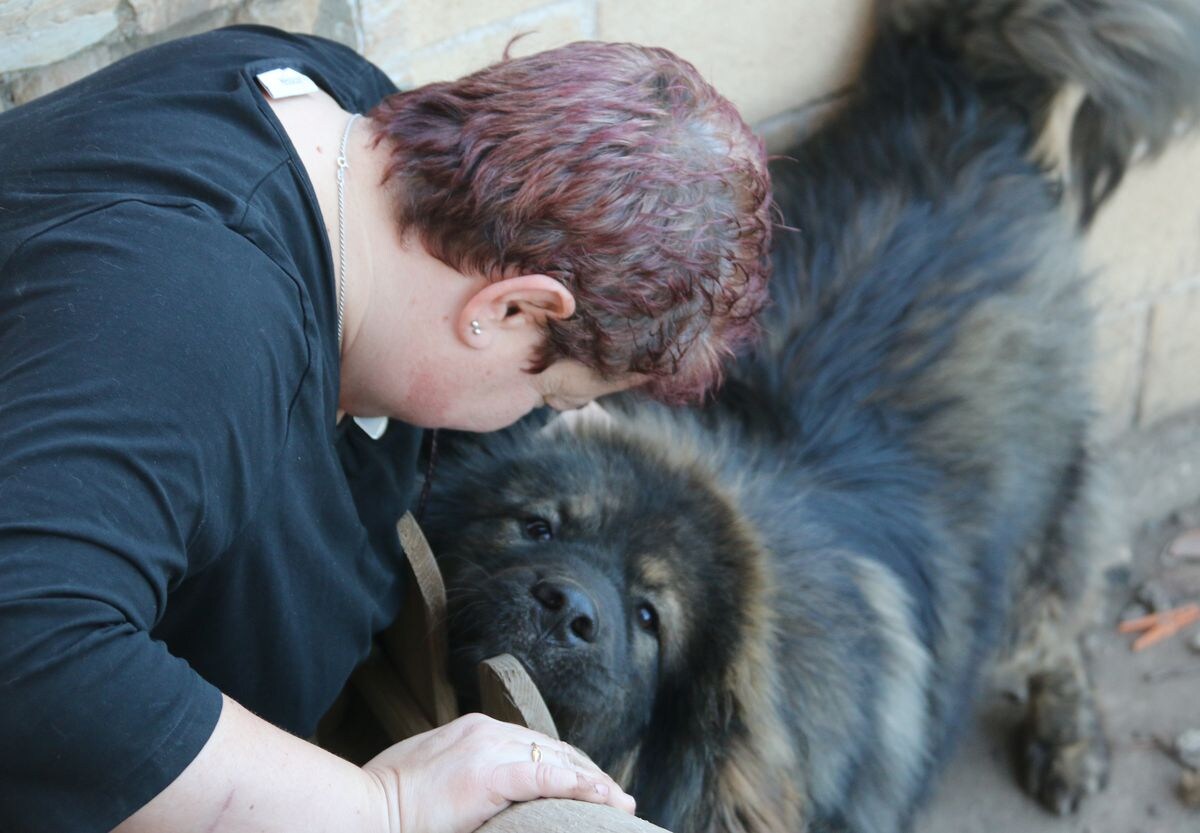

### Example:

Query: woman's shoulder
xmin=3 ymin=200 xmax=316 ymax=403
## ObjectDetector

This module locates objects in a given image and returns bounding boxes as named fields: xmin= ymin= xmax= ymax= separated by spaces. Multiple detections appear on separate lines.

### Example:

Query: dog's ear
xmin=625 ymin=525 xmax=807 ymax=833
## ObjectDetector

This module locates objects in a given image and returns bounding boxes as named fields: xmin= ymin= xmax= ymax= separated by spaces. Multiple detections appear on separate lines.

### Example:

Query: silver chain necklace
xmin=335 ymin=113 xmax=361 ymax=349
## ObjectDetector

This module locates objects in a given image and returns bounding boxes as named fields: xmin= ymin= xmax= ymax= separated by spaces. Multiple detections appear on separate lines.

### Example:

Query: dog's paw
xmin=1018 ymin=729 xmax=1109 ymax=814
xmin=1014 ymin=669 xmax=1110 ymax=815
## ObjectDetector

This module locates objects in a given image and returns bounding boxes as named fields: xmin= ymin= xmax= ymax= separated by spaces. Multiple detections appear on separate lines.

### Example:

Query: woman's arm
xmin=115 ymin=697 xmax=633 ymax=833
xmin=113 ymin=695 xmax=385 ymax=832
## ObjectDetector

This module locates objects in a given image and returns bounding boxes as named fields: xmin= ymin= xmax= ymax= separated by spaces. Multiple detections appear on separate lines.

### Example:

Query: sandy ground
xmin=917 ymin=498 xmax=1200 ymax=833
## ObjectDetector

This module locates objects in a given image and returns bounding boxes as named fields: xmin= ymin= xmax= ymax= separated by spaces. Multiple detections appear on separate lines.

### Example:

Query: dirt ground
xmin=917 ymin=486 xmax=1200 ymax=832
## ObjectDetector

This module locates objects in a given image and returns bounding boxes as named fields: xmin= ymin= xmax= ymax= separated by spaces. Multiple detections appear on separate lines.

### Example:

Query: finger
xmin=510 ymin=734 xmax=627 ymax=803
xmin=519 ymin=738 xmax=619 ymax=798
xmin=452 ymin=720 xmax=594 ymax=784
xmin=554 ymin=739 xmax=605 ymax=776
xmin=526 ymin=737 xmax=584 ymax=773
xmin=476 ymin=724 xmax=633 ymax=810
xmin=488 ymin=762 xmax=634 ymax=812
xmin=513 ymin=731 xmax=602 ymax=774
xmin=550 ymin=740 xmax=631 ymax=809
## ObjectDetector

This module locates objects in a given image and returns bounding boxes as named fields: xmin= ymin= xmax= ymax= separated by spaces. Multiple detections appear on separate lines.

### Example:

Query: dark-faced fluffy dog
xmin=419 ymin=2 xmax=1200 ymax=831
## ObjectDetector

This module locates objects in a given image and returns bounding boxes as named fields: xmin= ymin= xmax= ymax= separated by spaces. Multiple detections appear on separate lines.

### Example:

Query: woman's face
xmin=334 ymin=236 xmax=643 ymax=432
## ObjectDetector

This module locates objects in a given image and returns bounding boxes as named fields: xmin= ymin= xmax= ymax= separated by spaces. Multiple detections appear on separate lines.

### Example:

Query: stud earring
xmin=470 ymin=320 xmax=483 ymax=336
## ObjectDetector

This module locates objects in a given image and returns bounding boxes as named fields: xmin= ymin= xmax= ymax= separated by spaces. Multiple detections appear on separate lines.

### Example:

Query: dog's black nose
xmin=531 ymin=579 xmax=599 ymax=644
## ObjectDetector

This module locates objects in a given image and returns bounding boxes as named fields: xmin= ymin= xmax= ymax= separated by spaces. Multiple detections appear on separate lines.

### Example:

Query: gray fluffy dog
xmin=418 ymin=2 xmax=1200 ymax=831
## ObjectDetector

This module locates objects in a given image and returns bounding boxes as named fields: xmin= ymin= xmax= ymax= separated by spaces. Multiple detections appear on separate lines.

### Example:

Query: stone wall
xmin=3 ymin=0 xmax=1198 ymax=447
xmin=0 ymin=0 xmax=358 ymax=107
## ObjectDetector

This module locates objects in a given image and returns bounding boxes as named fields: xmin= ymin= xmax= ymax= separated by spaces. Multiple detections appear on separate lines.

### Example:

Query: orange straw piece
xmin=1117 ymin=603 xmax=1200 ymax=651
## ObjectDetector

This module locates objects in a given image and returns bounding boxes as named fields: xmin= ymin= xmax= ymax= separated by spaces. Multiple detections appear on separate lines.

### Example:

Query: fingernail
xmin=593 ymin=782 xmax=610 ymax=797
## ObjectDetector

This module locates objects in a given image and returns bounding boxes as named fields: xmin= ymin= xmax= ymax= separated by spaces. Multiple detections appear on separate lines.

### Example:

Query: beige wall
xmin=3 ymin=0 xmax=1197 ymax=444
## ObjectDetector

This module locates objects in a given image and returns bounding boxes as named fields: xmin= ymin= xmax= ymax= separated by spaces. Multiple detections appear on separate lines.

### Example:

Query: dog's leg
xmin=999 ymin=448 xmax=1114 ymax=814
xmin=1011 ymin=618 xmax=1109 ymax=815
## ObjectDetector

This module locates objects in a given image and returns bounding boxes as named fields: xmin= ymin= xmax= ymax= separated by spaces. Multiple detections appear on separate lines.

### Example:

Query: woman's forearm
xmin=113 ymin=694 xmax=393 ymax=833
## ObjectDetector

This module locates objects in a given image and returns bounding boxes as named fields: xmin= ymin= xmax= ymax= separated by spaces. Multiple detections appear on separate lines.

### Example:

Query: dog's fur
xmin=418 ymin=3 xmax=1200 ymax=831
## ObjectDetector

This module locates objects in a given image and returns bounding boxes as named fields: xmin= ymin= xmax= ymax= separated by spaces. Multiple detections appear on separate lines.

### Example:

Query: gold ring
xmin=530 ymin=741 xmax=542 ymax=763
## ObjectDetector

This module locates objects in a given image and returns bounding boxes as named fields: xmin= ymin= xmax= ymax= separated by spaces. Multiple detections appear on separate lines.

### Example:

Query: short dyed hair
xmin=368 ymin=41 xmax=772 ymax=403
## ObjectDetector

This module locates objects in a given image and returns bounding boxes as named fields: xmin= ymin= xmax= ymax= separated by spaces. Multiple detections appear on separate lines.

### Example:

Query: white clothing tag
xmin=256 ymin=68 xmax=320 ymax=100
xmin=541 ymin=401 xmax=615 ymax=437
xmin=353 ymin=415 xmax=389 ymax=440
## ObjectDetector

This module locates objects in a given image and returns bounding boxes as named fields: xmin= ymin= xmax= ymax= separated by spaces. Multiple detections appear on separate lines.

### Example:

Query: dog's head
xmin=421 ymin=414 xmax=803 ymax=831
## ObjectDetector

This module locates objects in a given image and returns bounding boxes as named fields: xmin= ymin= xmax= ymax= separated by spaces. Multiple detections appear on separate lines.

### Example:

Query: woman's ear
xmin=457 ymin=274 xmax=575 ymax=348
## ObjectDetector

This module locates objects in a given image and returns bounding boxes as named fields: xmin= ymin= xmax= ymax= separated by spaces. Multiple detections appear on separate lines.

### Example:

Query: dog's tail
xmin=882 ymin=0 xmax=1200 ymax=224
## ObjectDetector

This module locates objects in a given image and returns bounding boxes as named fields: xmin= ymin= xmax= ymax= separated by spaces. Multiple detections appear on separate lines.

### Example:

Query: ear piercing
xmin=470 ymin=320 xmax=483 ymax=336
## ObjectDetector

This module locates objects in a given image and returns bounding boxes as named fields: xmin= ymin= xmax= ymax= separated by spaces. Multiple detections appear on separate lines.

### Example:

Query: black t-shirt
xmin=0 ymin=26 xmax=422 ymax=832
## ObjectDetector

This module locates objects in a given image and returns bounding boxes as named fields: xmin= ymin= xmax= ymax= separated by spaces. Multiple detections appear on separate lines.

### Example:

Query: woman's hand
xmin=362 ymin=713 xmax=636 ymax=833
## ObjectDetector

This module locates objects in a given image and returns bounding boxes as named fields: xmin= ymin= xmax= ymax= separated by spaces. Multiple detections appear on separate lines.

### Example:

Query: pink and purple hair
xmin=369 ymin=40 xmax=773 ymax=403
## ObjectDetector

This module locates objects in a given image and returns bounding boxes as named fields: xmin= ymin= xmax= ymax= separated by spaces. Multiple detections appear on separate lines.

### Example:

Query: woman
xmin=0 ymin=24 xmax=771 ymax=833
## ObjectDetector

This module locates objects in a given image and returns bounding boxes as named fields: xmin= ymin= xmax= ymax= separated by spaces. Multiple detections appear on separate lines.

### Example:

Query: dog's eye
xmin=635 ymin=602 xmax=659 ymax=633
xmin=523 ymin=517 xmax=554 ymax=541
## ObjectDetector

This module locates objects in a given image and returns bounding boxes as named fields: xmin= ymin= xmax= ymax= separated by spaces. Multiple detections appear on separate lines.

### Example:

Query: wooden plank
xmin=478 ymin=800 xmax=670 ymax=833
xmin=315 ymin=670 xmax=396 ymax=765
xmin=379 ymin=512 xmax=460 ymax=727
xmin=352 ymin=647 xmax=437 ymax=742
xmin=478 ymin=654 xmax=559 ymax=740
